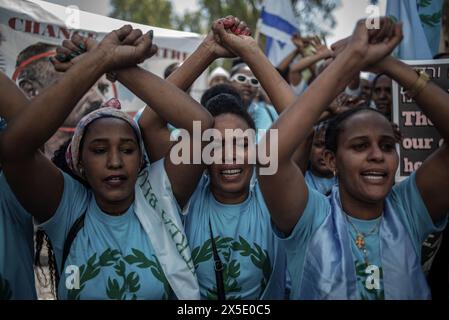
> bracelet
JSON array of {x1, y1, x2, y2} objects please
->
[{"x1": 405, "y1": 69, "x2": 430, "y2": 99}]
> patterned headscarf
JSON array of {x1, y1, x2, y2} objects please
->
[{"x1": 65, "y1": 98, "x2": 144, "y2": 178}]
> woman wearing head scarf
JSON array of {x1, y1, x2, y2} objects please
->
[{"x1": 0, "y1": 25, "x2": 213, "y2": 299}]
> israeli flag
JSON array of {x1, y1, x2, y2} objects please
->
[
  {"x1": 259, "y1": 0, "x2": 299, "y2": 67},
  {"x1": 387, "y1": 0, "x2": 443, "y2": 60}
]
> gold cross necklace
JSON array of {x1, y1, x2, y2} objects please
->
[{"x1": 345, "y1": 214, "x2": 382, "y2": 267}]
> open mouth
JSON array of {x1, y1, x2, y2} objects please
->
[
  {"x1": 360, "y1": 170, "x2": 387, "y2": 182},
  {"x1": 104, "y1": 175, "x2": 127, "y2": 186},
  {"x1": 220, "y1": 168, "x2": 243, "y2": 178}
]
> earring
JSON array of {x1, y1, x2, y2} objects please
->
[
  {"x1": 79, "y1": 167, "x2": 85, "y2": 177},
  {"x1": 333, "y1": 170, "x2": 337, "y2": 177}
]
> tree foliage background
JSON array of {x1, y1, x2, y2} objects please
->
[
  {"x1": 110, "y1": 0, "x2": 174, "y2": 29},
  {"x1": 110, "y1": 0, "x2": 343, "y2": 37}
]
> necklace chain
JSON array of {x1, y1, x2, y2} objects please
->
[{"x1": 345, "y1": 214, "x2": 382, "y2": 267}]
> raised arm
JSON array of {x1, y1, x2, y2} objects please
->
[
  {"x1": 54, "y1": 20, "x2": 250, "y2": 207},
  {"x1": 121, "y1": 21, "x2": 244, "y2": 162},
  {"x1": 0, "y1": 73, "x2": 30, "y2": 121},
  {"x1": 112, "y1": 19, "x2": 256, "y2": 207},
  {"x1": 213, "y1": 20, "x2": 295, "y2": 116},
  {"x1": 0, "y1": 25, "x2": 155, "y2": 222},
  {"x1": 58, "y1": 30, "x2": 214, "y2": 144},
  {"x1": 289, "y1": 38, "x2": 334, "y2": 74},
  {"x1": 376, "y1": 56, "x2": 449, "y2": 222},
  {"x1": 107, "y1": 60, "x2": 215, "y2": 207},
  {"x1": 276, "y1": 33, "x2": 306, "y2": 74},
  {"x1": 254, "y1": 19, "x2": 402, "y2": 233}
]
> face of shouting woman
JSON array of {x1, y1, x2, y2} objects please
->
[
  {"x1": 325, "y1": 111, "x2": 398, "y2": 217},
  {"x1": 80, "y1": 117, "x2": 142, "y2": 215},
  {"x1": 208, "y1": 113, "x2": 255, "y2": 204}
]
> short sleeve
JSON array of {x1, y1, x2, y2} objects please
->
[
  {"x1": 273, "y1": 186, "x2": 331, "y2": 251},
  {"x1": 390, "y1": 171, "x2": 448, "y2": 252},
  {"x1": 0, "y1": 173, "x2": 31, "y2": 226},
  {"x1": 38, "y1": 172, "x2": 89, "y2": 256}
]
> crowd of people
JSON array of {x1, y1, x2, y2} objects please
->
[{"x1": 0, "y1": 14, "x2": 449, "y2": 300}]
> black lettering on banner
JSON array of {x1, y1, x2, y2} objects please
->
[{"x1": 393, "y1": 59, "x2": 449, "y2": 180}]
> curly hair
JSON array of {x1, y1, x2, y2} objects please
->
[
  {"x1": 34, "y1": 230, "x2": 59, "y2": 298},
  {"x1": 205, "y1": 93, "x2": 255, "y2": 130}
]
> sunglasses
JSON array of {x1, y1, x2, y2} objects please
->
[{"x1": 231, "y1": 73, "x2": 260, "y2": 87}]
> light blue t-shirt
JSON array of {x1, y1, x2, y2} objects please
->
[
  {"x1": 0, "y1": 173, "x2": 37, "y2": 299},
  {"x1": 279, "y1": 172, "x2": 446, "y2": 300},
  {"x1": 40, "y1": 171, "x2": 172, "y2": 300},
  {"x1": 183, "y1": 174, "x2": 282, "y2": 300},
  {"x1": 248, "y1": 102, "x2": 278, "y2": 132},
  {"x1": 304, "y1": 170, "x2": 336, "y2": 196}
]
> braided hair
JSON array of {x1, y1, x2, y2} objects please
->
[{"x1": 34, "y1": 139, "x2": 90, "y2": 298}]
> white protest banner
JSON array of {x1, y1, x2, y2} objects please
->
[{"x1": 0, "y1": 0, "x2": 207, "y2": 112}]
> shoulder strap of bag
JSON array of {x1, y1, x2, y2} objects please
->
[
  {"x1": 61, "y1": 211, "x2": 86, "y2": 273},
  {"x1": 209, "y1": 220, "x2": 226, "y2": 300}
]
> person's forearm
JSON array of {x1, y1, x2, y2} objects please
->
[
  {"x1": 289, "y1": 51, "x2": 328, "y2": 73},
  {"x1": 0, "y1": 49, "x2": 109, "y2": 161},
  {"x1": 136, "y1": 40, "x2": 216, "y2": 128},
  {"x1": 277, "y1": 48, "x2": 299, "y2": 72},
  {"x1": 116, "y1": 66, "x2": 213, "y2": 134},
  {"x1": 0, "y1": 74, "x2": 29, "y2": 121},
  {"x1": 240, "y1": 45, "x2": 295, "y2": 113},
  {"x1": 382, "y1": 57, "x2": 449, "y2": 141},
  {"x1": 125, "y1": 38, "x2": 216, "y2": 160},
  {"x1": 139, "y1": 106, "x2": 172, "y2": 163},
  {"x1": 271, "y1": 49, "x2": 360, "y2": 162},
  {"x1": 167, "y1": 41, "x2": 216, "y2": 90}
]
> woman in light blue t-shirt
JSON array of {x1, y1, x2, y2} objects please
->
[
  {"x1": 0, "y1": 26, "x2": 214, "y2": 300},
  {"x1": 183, "y1": 94, "x2": 287, "y2": 300},
  {"x1": 0, "y1": 73, "x2": 37, "y2": 300},
  {"x1": 136, "y1": 17, "x2": 313, "y2": 300},
  {"x1": 215, "y1": 18, "x2": 449, "y2": 299}
]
